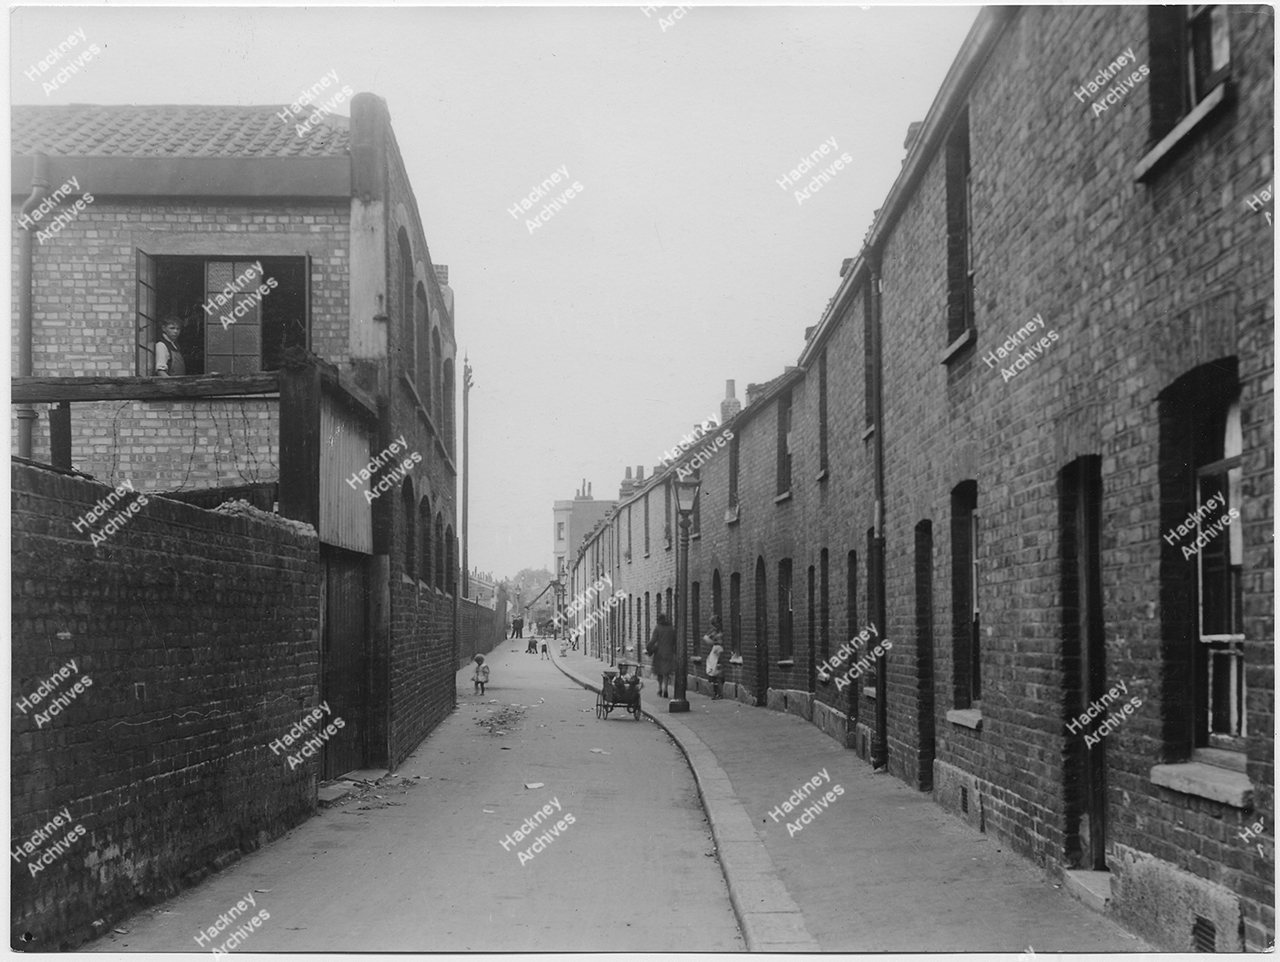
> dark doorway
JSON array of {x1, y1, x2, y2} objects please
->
[
  {"x1": 1062, "y1": 457, "x2": 1106, "y2": 869},
  {"x1": 915, "y1": 520, "x2": 936, "y2": 791},
  {"x1": 321, "y1": 546, "x2": 370, "y2": 779},
  {"x1": 754, "y1": 557, "x2": 769, "y2": 706}
]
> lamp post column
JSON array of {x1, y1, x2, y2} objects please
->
[{"x1": 670, "y1": 511, "x2": 692, "y2": 713}]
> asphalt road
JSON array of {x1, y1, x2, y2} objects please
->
[{"x1": 83, "y1": 642, "x2": 744, "y2": 953}]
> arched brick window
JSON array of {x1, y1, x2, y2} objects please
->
[
  {"x1": 401, "y1": 478, "x2": 416, "y2": 580},
  {"x1": 419, "y1": 495, "x2": 432, "y2": 586},
  {"x1": 445, "y1": 525, "x2": 455, "y2": 595},
  {"x1": 434, "y1": 513, "x2": 445, "y2": 590},
  {"x1": 398, "y1": 230, "x2": 414, "y2": 380}
]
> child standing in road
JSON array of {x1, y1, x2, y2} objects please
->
[{"x1": 473, "y1": 654, "x2": 490, "y2": 695}]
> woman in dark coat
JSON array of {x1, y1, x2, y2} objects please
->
[{"x1": 646, "y1": 612, "x2": 678, "y2": 698}]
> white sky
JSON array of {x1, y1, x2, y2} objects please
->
[{"x1": 9, "y1": 4, "x2": 980, "y2": 581}]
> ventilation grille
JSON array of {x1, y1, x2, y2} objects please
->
[
  {"x1": 961, "y1": 786, "x2": 969, "y2": 814},
  {"x1": 1192, "y1": 915, "x2": 1216, "y2": 952}
]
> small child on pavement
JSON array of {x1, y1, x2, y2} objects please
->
[
  {"x1": 473, "y1": 654, "x2": 490, "y2": 695},
  {"x1": 704, "y1": 616, "x2": 725, "y2": 699}
]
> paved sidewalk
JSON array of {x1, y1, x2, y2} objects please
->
[{"x1": 555, "y1": 648, "x2": 1151, "y2": 953}]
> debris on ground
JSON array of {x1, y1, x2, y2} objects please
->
[
  {"x1": 525, "y1": 782, "x2": 545, "y2": 789},
  {"x1": 590, "y1": 749, "x2": 611, "y2": 754},
  {"x1": 476, "y1": 704, "x2": 525, "y2": 736}
]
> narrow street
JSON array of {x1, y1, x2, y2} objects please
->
[
  {"x1": 85, "y1": 641, "x2": 1150, "y2": 954},
  {"x1": 83, "y1": 643, "x2": 744, "y2": 953}
]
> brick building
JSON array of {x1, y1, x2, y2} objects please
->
[
  {"x1": 12, "y1": 94, "x2": 477, "y2": 777},
  {"x1": 568, "y1": 6, "x2": 1273, "y2": 951}
]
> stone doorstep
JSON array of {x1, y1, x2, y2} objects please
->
[
  {"x1": 317, "y1": 783, "x2": 352, "y2": 808},
  {"x1": 1062, "y1": 869, "x2": 1112, "y2": 914}
]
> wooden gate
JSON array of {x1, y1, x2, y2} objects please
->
[{"x1": 322, "y1": 546, "x2": 369, "y2": 779}]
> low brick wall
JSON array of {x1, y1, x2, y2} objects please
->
[{"x1": 11, "y1": 462, "x2": 322, "y2": 950}]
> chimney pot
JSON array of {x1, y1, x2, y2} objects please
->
[
  {"x1": 721, "y1": 379, "x2": 743, "y2": 424},
  {"x1": 625, "y1": 467, "x2": 633, "y2": 479}
]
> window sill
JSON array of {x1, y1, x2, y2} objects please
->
[
  {"x1": 940, "y1": 328, "x2": 975, "y2": 366},
  {"x1": 401, "y1": 573, "x2": 416, "y2": 585},
  {"x1": 1135, "y1": 83, "x2": 1229, "y2": 182},
  {"x1": 862, "y1": 686, "x2": 877, "y2": 700},
  {"x1": 729, "y1": 654, "x2": 743, "y2": 665},
  {"x1": 861, "y1": 425, "x2": 875, "y2": 441},
  {"x1": 946, "y1": 708, "x2": 983, "y2": 731},
  {"x1": 690, "y1": 532, "x2": 701, "y2": 541},
  {"x1": 1150, "y1": 760, "x2": 1253, "y2": 808},
  {"x1": 816, "y1": 469, "x2": 828, "y2": 483},
  {"x1": 1194, "y1": 747, "x2": 1247, "y2": 773},
  {"x1": 774, "y1": 491, "x2": 792, "y2": 505},
  {"x1": 724, "y1": 505, "x2": 740, "y2": 525},
  {"x1": 776, "y1": 659, "x2": 795, "y2": 668}
]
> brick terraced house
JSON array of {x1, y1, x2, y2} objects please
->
[
  {"x1": 12, "y1": 95, "x2": 469, "y2": 777},
  {"x1": 567, "y1": 6, "x2": 1273, "y2": 952}
]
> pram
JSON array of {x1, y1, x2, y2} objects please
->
[{"x1": 596, "y1": 667, "x2": 642, "y2": 720}]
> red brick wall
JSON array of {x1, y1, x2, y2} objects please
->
[{"x1": 11, "y1": 462, "x2": 321, "y2": 950}]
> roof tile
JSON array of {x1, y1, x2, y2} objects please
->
[{"x1": 12, "y1": 104, "x2": 350, "y2": 158}]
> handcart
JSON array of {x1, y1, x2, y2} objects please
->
[{"x1": 596, "y1": 668, "x2": 642, "y2": 720}]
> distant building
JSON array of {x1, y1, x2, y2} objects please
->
[
  {"x1": 469, "y1": 567, "x2": 498, "y2": 608},
  {"x1": 552, "y1": 479, "x2": 615, "y2": 579}
]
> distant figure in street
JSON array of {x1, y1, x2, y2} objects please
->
[
  {"x1": 646, "y1": 612, "x2": 678, "y2": 699},
  {"x1": 514, "y1": 617, "x2": 524, "y2": 639},
  {"x1": 473, "y1": 654, "x2": 489, "y2": 695},
  {"x1": 540, "y1": 641, "x2": 549, "y2": 660},
  {"x1": 154, "y1": 316, "x2": 186, "y2": 377},
  {"x1": 526, "y1": 633, "x2": 537, "y2": 654},
  {"x1": 704, "y1": 616, "x2": 725, "y2": 700}
]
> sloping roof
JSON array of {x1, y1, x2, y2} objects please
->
[{"x1": 11, "y1": 104, "x2": 350, "y2": 159}]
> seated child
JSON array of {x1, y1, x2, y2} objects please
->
[
  {"x1": 613, "y1": 661, "x2": 642, "y2": 700},
  {"x1": 473, "y1": 654, "x2": 490, "y2": 695}
]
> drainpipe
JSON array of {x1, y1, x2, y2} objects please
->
[
  {"x1": 869, "y1": 255, "x2": 889, "y2": 771},
  {"x1": 17, "y1": 153, "x2": 49, "y2": 459}
]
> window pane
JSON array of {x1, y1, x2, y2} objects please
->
[
  {"x1": 1198, "y1": 472, "x2": 1233, "y2": 635},
  {"x1": 1209, "y1": 5, "x2": 1230, "y2": 73}
]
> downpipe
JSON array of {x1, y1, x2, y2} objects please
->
[{"x1": 870, "y1": 258, "x2": 889, "y2": 771}]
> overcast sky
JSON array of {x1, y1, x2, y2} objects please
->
[{"x1": 10, "y1": 4, "x2": 979, "y2": 581}]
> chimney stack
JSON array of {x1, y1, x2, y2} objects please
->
[
  {"x1": 637, "y1": 465, "x2": 645, "y2": 481},
  {"x1": 721, "y1": 380, "x2": 742, "y2": 425},
  {"x1": 625, "y1": 467, "x2": 633, "y2": 479},
  {"x1": 903, "y1": 121, "x2": 923, "y2": 153},
  {"x1": 588, "y1": 482, "x2": 592, "y2": 498}
]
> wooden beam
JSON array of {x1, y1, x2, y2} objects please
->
[{"x1": 12, "y1": 374, "x2": 279, "y2": 403}]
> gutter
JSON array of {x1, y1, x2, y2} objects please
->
[
  {"x1": 17, "y1": 152, "x2": 49, "y2": 459},
  {"x1": 798, "y1": 6, "x2": 1017, "y2": 370}
]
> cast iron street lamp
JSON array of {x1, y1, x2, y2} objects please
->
[{"x1": 670, "y1": 474, "x2": 701, "y2": 713}]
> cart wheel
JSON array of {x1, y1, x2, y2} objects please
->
[{"x1": 596, "y1": 690, "x2": 605, "y2": 719}]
